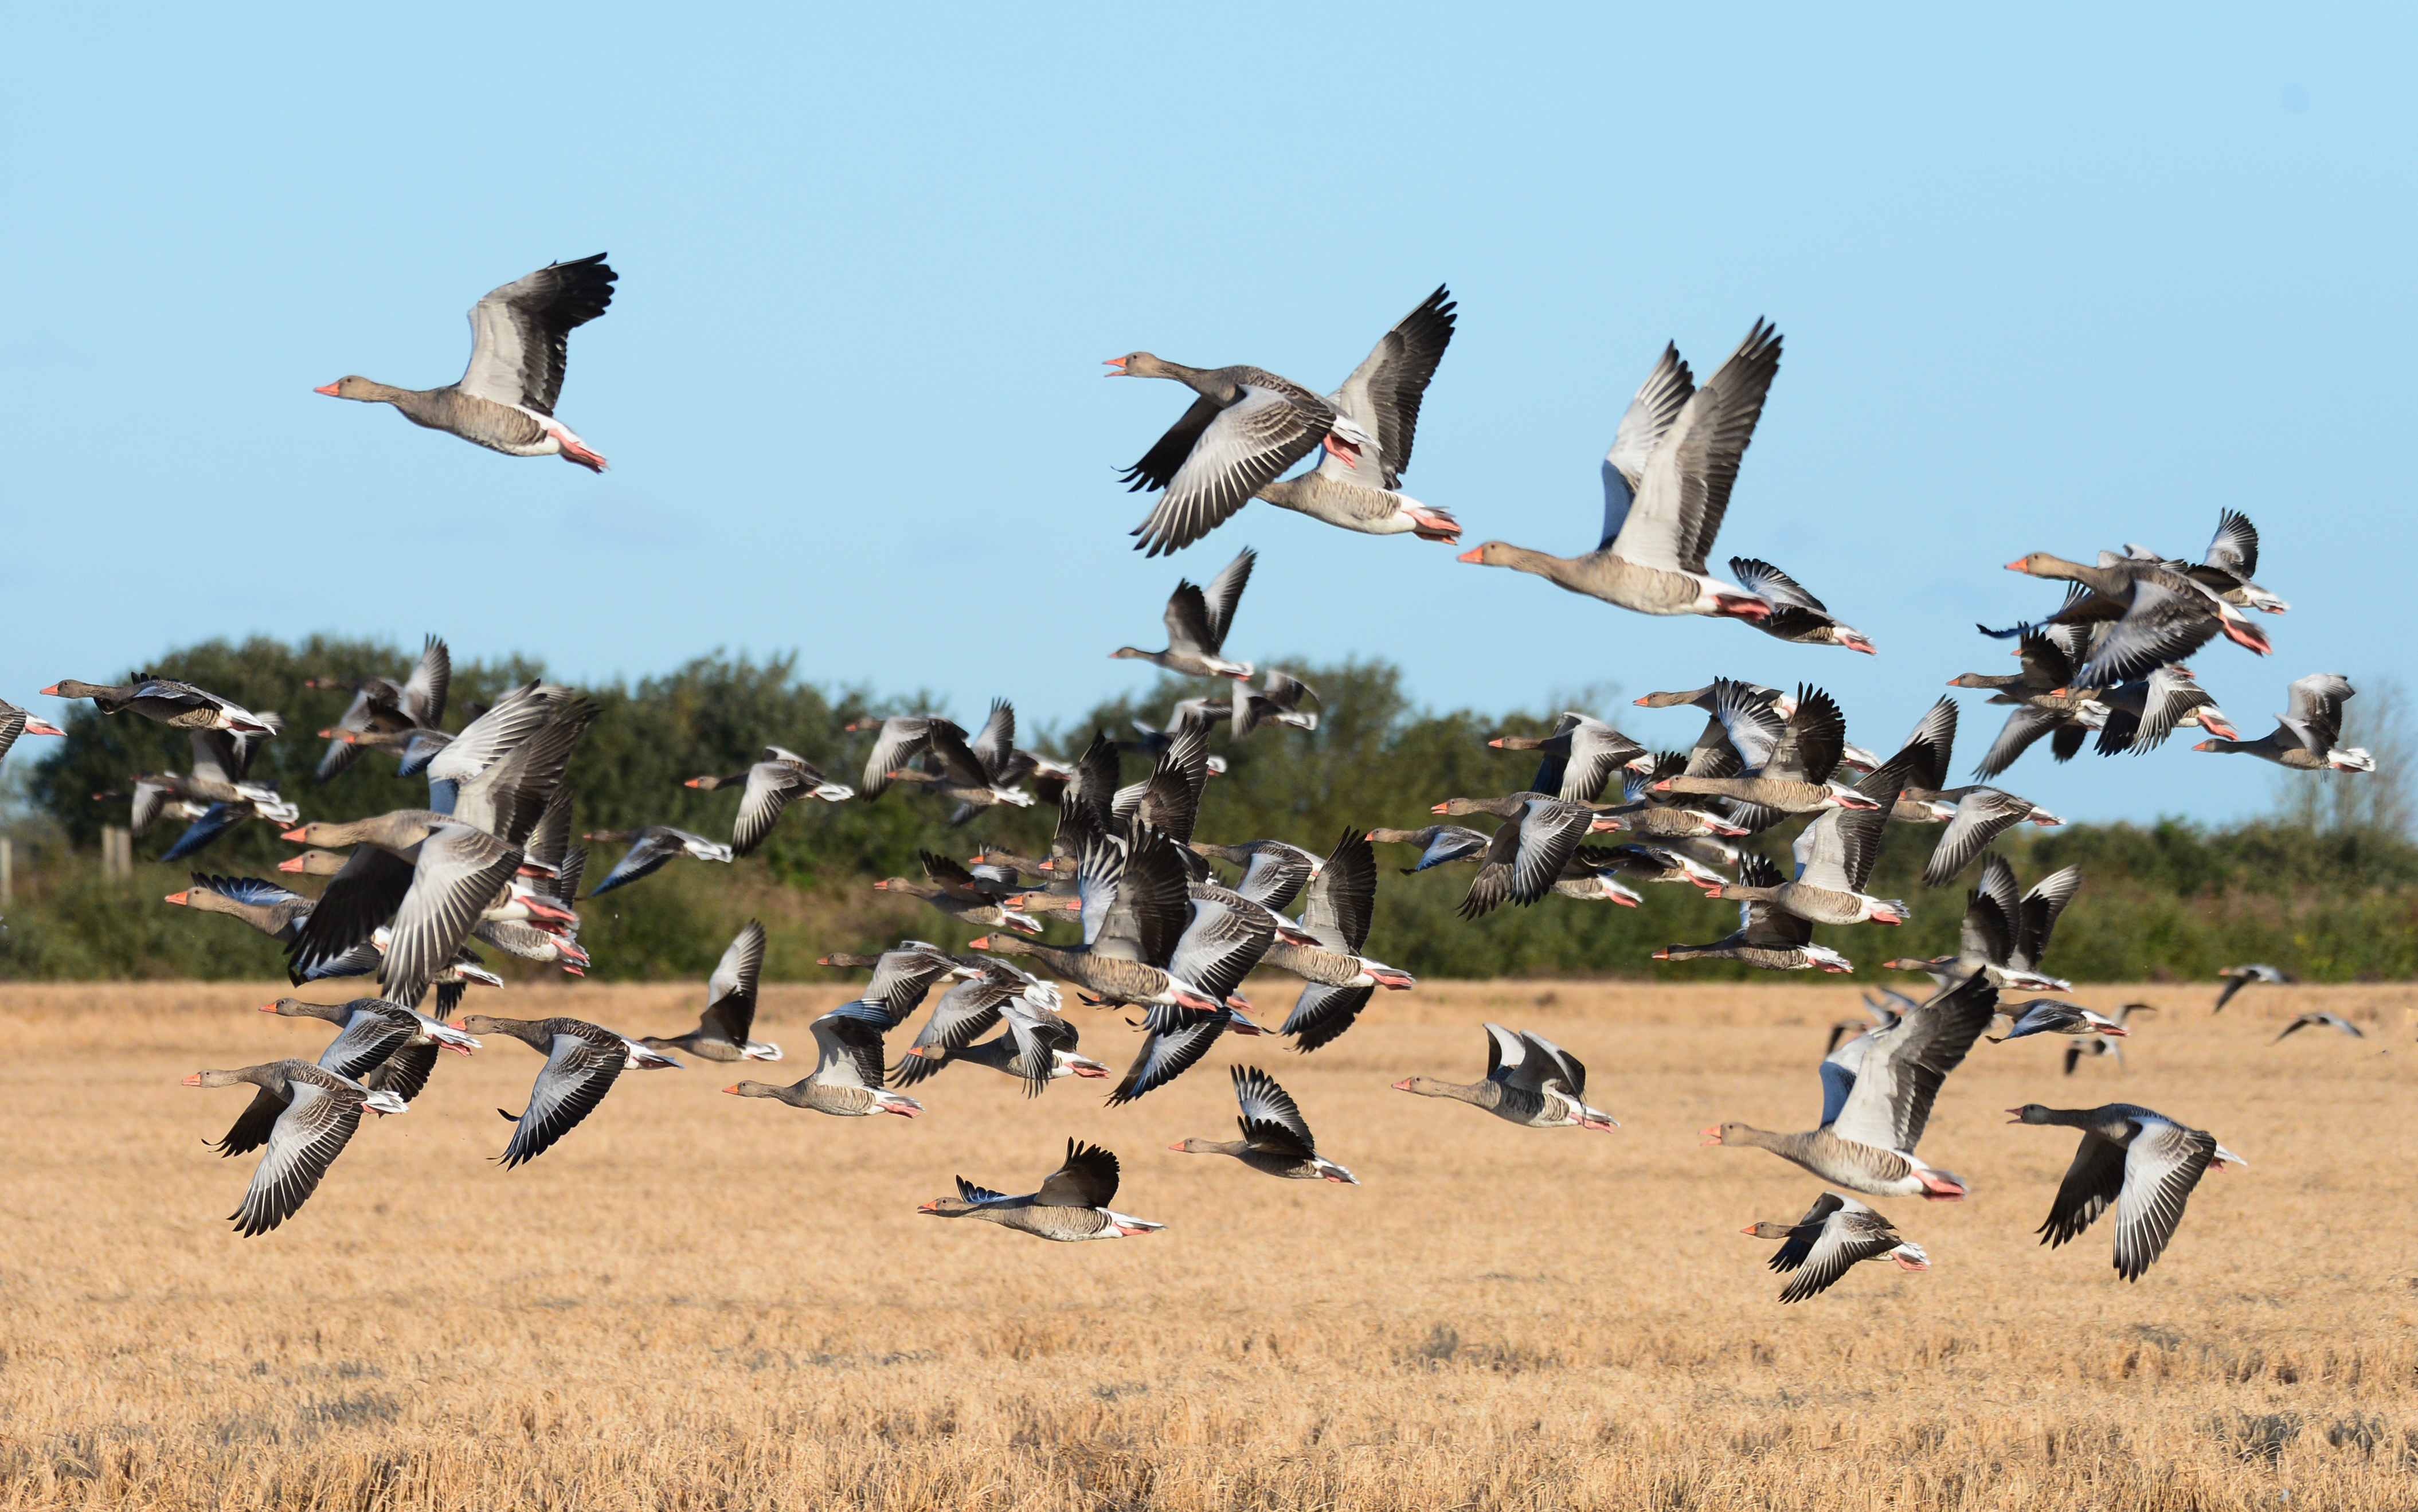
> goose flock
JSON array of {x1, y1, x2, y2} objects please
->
[{"x1": 6, "y1": 258, "x2": 2382, "y2": 1299}]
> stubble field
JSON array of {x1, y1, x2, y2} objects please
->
[{"x1": 0, "y1": 976, "x2": 2411, "y2": 1511}]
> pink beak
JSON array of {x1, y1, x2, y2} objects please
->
[
  {"x1": 22, "y1": 719, "x2": 64, "y2": 737},
  {"x1": 314, "y1": 382, "x2": 341, "y2": 396}
]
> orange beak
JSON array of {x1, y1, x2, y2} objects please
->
[
  {"x1": 163, "y1": 891, "x2": 189, "y2": 906},
  {"x1": 314, "y1": 382, "x2": 341, "y2": 395},
  {"x1": 279, "y1": 828, "x2": 307, "y2": 843}
]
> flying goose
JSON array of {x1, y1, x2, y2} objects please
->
[
  {"x1": 0, "y1": 697, "x2": 65, "y2": 764},
  {"x1": 1727, "y1": 558, "x2": 1876, "y2": 654},
  {"x1": 1883, "y1": 854, "x2": 2080, "y2": 992},
  {"x1": 1488, "y1": 712, "x2": 1648, "y2": 804},
  {"x1": 1188, "y1": 837, "x2": 1323, "y2": 913},
  {"x1": 2273, "y1": 1011, "x2": 2366, "y2": 1044},
  {"x1": 879, "y1": 702, "x2": 1037, "y2": 821},
  {"x1": 1704, "y1": 973, "x2": 1996, "y2": 1199},
  {"x1": 1456, "y1": 322, "x2": 1781, "y2": 624},
  {"x1": 1366, "y1": 825, "x2": 1492, "y2": 873},
  {"x1": 639, "y1": 921, "x2": 778, "y2": 1061},
  {"x1": 308, "y1": 635, "x2": 451, "y2": 784},
  {"x1": 582, "y1": 826, "x2": 734, "y2": 896},
  {"x1": 1110, "y1": 347, "x2": 1357, "y2": 558},
  {"x1": 1653, "y1": 852, "x2": 1853, "y2": 973},
  {"x1": 877, "y1": 851, "x2": 1043, "y2": 935},
  {"x1": 2065, "y1": 1002, "x2": 2154, "y2": 1074},
  {"x1": 315, "y1": 254, "x2": 616, "y2": 470},
  {"x1": 818, "y1": 941, "x2": 983, "y2": 1031},
  {"x1": 1230, "y1": 669, "x2": 1321, "y2": 738},
  {"x1": 2002, "y1": 552, "x2": 2271, "y2": 688},
  {"x1": 1394, "y1": 1022, "x2": 1617, "y2": 1130},
  {"x1": 2091, "y1": 665, "x2": 2239, "y2": 755},
  {"x1": 1989, "y1": 999, "x2": 2132, "y2": 1044},
  {"x1": 1826, "y1": 992, "x2": 1914, "y2": 1054},
  {"x1": 131, "y1": 728, "x2": 298, "y2": 862},
  {"x1": 1430, "y1": 793, "x2": 1614, "y2": 918},
  {"x1": 1705, "y1": 752, "x2": 1912, "y2": 926},
  {"x1": 725, "y1": 1012, "x2": 923, "y2": 1117},
  {"x1": 2008, "y1": 1102, "x2": 2244, "y2": 1280},
  {"x1": 1253, "y1": 286, "x2": 1462, "y2": 543},
  {"x1": 185, "y1": 1060, "x2": 408, "y2": 1236},
  {"x1": 1172, "y1": 1066, "x2": 1359, "y2": 1183},
  {"x1": 2193, "y1": 673, "x2": 2374, "y2": 771},
  {"x1": 895, "y1": 984, "x2": 1107, "y2": 1094},
  {"x1": 917, "y1": 1138, "x2": 1164, "y2": 1241},
  {"x1": 685, "y1": 747, "x2": 854, "y2": 855},
  {"x1": 1741, "y1": 1192, "x2": 1927, "y2": 1303},
  {"x1": 967, "y1": 829, "x2": 1223, "y2": 1014},
  {"x1": 2122, "y1": 510, "x2": 2288, "y2": 614},
  {"x1": 1263, "y1": 830, "x2": 1417, "y2": 1051},
  {"x1": 165, "y1": 873, "x2": 315, "y2": 944},
  {"x1": 1110, "y1": 548, "x2": 1257, "y2": 679},
  {"x1": 1102, "y1": 879, "x2": 1279, "y2": 1106},
  {"x1": 455, "y1": 1015, "x2": 681, "y2": 1168},
  {"x1": 1652, "y1": 682, "x2": 1873, "y2": 818},
  {"x1": 257, "y1": 995, "x2": 482, "y2": 1108},
  {"x1": 42, "y1": 677, "x2": 277, "y2": 735},
  {"x1": 1914, "y1": 785, "x2": 2065, "y2": 889},
  {"x1": 205, "y1": 1005, "x2": 417, "y2": 1162},
  {"x1": 2214, "y1": 963, "x2": 2291, "y2": 1012},
  {"x1": 280, "y1": 812, "x2": 527, "y2": 1008}
]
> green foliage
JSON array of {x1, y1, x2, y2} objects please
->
[{"x1": 5, "y1": 637, "x2": 2415, "y2": 984}]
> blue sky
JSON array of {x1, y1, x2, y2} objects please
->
[{"x1": 2, "y1": 6, "x2": 2408, "y2": 824}]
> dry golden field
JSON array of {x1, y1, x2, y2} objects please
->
[{"x1": 1, "y1": 976, "x2": 2413, "y2": 1511}]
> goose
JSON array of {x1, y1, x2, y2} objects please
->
[
  {"x1": 1653, "y1": 853, "x2": 1853, "y2": 973},
  {"x1": 1883, "y1": 854, "x2": 2079, "y2": 993},
  {"x1": 725, "y1": 1012, "x2": 923, "y2": 1117},
  {"x1": 1547, "y1": 850, "x2": 1648, "y2": 907},
  {"x1": 1173, "y1": 1066, "x2": 1359, "y2": 1182},
  {"x1": 1110, "y1": 348, "x2": 1355, "y2": 558},
  {"x1": 186, "y1": 1060, "x2": 408, "y2": 1235},
  {"x1": 2193, "y1": 673, "x2": 2374, "y2": 771},
  {"x1": 1261, "y1": 830, "x2": 1416, "y2": 1052},
  {"x1": 1741, "y1": 1192, "x2": 1927, "y2": 1303},
  {"x1": 259, "y1": 995, "x2": 482, "y2": 1106},
  {"x1": 1394, "y1": 1022, "x2": 1617, "y2": 1130},
  {"x1": 454, "y1": 1015, "x2": 680, "y2": 1168},
  {"x1": 42, "y1": 677, "x2": 277, "y2": 735},
  {"x1": 1989, "y1": 999, "x2": 2131, "y2": 1044},
  {"x1": 1187, "y1": 837, "x2": 1323, "y2": 913},
  {"x1": 2007, "y1": 1102, "x2": 2244, "y2": 1280},
  {"x1": 639, "y1": 920, "x2": 779, "y2": 1061},
  {"x1": 1456, "y1": 322, "x2": 1781, "y2": 624},
  {"x1": 879, "y1": 702, "x2": 1036, "y2": 821},
  {"x1": 0, "y1": 697, "x2": 65, "y2": 763},
  {"x1": 2091, "y1": 665, "x2": 2239, "y2": 755},
  {"x1": 315, "y1": 254, "x2": 616, "y2": 470},
  {"x1": 1487, "y1": 713, "x2": 1648, "y2": 804},
  {"x1": 2002, "y1": 552, "x2": 2271, "y2": 687},
  {"x1": 2122, "y1": 510, "x2": 2288, "y2": 614},
  {"x1": 582, "y1": 826, "x2": 734, "y2": 896},
  {"x1": 1703, "y1": 973, "x2": 1996, "y2": 1198},
  {"x1": 877, "y1": 851, "x2": 1043, "y2": 935},
  {"x1": 848, "y1": 715, "x2": 952, "y2": 801},
  {"x1": 1110, "y1": 712, "x2": 1215, "y2": 845},
  {"x1": 308, "y1": 635, "x2": 450, "y2": 784},
  {"x1": 918, "y1": 1138, "x2": 1164, "y2": 1241},
  {"x1": 280, "y1": 811, "x2": 528, "y2": 1008},
  {"x1": 1110, "y1": 547, "x2": 1257, "y2": 679},
  {"x1": 967, "y1": 829, "x2": 1223, "y2": 1014},
  {"x1": 1431, "y1": 793, "x2": 1615, "y2": 917},
  {"x1": 1366, "y1": 825, "x2": 1492, "y2": 873},
  {"x1": 318, "y1": 722, "x2": 456, "y2": 777},
  {"x1": 1652, "y1": 683, "x2": 1874, "y2": 818},
  {"x1": 2065, "y1": 1002, "x2": 2153, "y2": 1074},
  {"x1": 2214, "y1": 963, "x2": 2291, "y2": 1012},
  {"x1": 894, "y1": 963, "x2": 1069, "y2": 1070},
  {"x1": 204, "y1": 1008, "x2": 415, "y2": 1162},
  {"x1": 1914, "y1": 786, "x2": 2065, "y2": 888},
  {"x1": 1102, "y1": 880, "x2": 1279, "y2": 1106},
  {"x1": 1705, "y1": 755, "x2": 1912, "y2": 927},
  {"x1": 1728, "y1": 558, "x2": 1876, "y2": 654},
  {"x1": 2274, "y1": 1010, "x2": 2366, "y2": 1044},
  {"x1": 414, "y1": 680, "x2": 577, "y2": 812},
  {"x1": 895, "y1": 989, "x2": 1108, "y2": 1094},
  {"x1": 685, "y1": 747, "x2": 854, "y2": 855},
  {"x1": 818, "y1": 941, "x2": 983, "y2": 1031},
  {"x1": 1231, "y1": 669, "x2": 1321, "y2": 738},
  {"x1": 1238, "y1": 292, "x2": 1462, "y2": 544},
  {"x1": 132, "y1": 729, "x2": 298, "y2": 862}
]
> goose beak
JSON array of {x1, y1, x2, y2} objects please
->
[
  {"x1": 257, "y1": 1001, "x2": 277, "y2": 1013},
  {"x1": 1652, "y1": 948, "x2": 1671, "y2": 959},
  {"x1": 38, "y1": 684, "x2": 62, "y2": 697},
  {"x1": 1456, "y1": 547, "x2": 1485, "y2": 563},
  {"x1": 164, "y1": 891, "x2": 189, "y2": 906},
  {"x1": 2004, "y1": 559, "x2": 2029, "y2": 572},
  {"x1": 314, "y1": 382, "x2": 341, "y2": 395},
  {"x1": 1168, "y1": 1142, "x2": 1186, "y2": 1152},
  {"x1": 917, "y1": 1200, "x2": 942, "y2": 1213},
  {"x1": 1390, "y1": 1079, "x2": 1415, "y2": 1092},
  {"x1": 722, "y1": 1086, "x2": 742, "y2": 1095},
  {"x1": 277, "y1": 856, "x2": 306, "y2": 872},
  {"x1": 1102, "y1": 358, "x2": 1127, "y2": 374},
  {"x1": 2005, "y1": 1108, "x2": 2026, "y2": 1122},
  {"x1": 182, "y1": 1073, "x2": 202, "y2": 1086},
  {"x1": 279, "y1": 828, "x2": 307, "y2": 843},
  {"x1": 1699, "y1": 1126, "x2": 1724, "y2": 1145}
]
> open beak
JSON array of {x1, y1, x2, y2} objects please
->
[{"x1": 1102, "y1": 358, "x2": 1127, "y2": 374}]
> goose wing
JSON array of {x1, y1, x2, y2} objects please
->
[
  {"x1": 456, "y1": 253, "x2": 616, "y2": 414},
  {"x1": 2015, "y1": 866, "x2": 2084, "y2": 972},
  {"x1": 230, "y1": 1078, "x2": 366, "y2": 1236},
  {"x1": 286, "y1": 845, "x2": 418, "y2": 982},
  {"x1": 1105, "y1": 1005, "x2": 1235, "y2": 1105},
  {"x1": 499, "y1": 1028, "x2": 625, "y2": 1168},
  {"x1": 1708, "y1": 680, "x2": 1789, "y2": 772},
  {"x1": 160, "y1": 802, "x2": 252, "y2": 863},
  {"x1": 2203, "y1": 509, "x2": 2259, "y2": 577},
  {"x1": 1897, "y1": 698, "x2": 1958, "y2": 793},
  {"x1": 1518, "y1": 1029, "x2": 1587, "y2": 1098},
  {"x1": 1816, "y1": 1034, "x2": 1868, "y2": 1129},
  {"x1": 1829, "y1": 974, "x2": 1996, "y2": 1152},
  {"x1": 1279, "y1": 981, "x2": 1374, "y2": 1051},
  {"x1": 2280, "y1": 673, "x2": 2352, "y2": 755},
  {"x1": 1971, "y1": 705, "x2": 2063, "y2": 781},
  {"x1": 1599, "y1": 343, "x2": 1694, "y2": 548},
  {"x1": 1766, "y1": 687, "x2": 1846, "y2": 785},
  {"x1": 1727, "y1": 557, "x2": 1829, "y2": 615},
  {"x1": 1506, "y1": 799, "x2": 1595, "y2": 906},
  {"x1": 1793, "y1": 804, "x2": 1889, "y2": 894},
  {"x1": 1170, "y1": 886, "x2": 1275, "y2": 1003},
  {"x1": 1302, "y1": 828, "x2": 1377, "y2": 951},
  {"x1": 1777, "y1": 1198, "x2": 1904, "y2": 1303},
  {"x1": 2037, "y1": 1127, "x2": 2127, "y2": 1249},
  {"x1": 401, "y1": 635, "x2": 451, "y2": 727},
  {"x1": 860, "y1": 716, "x2": 940, "y2": 799},
  {"x1": 1231, "y1": 1064, "x2": 1317, "y2": 1158},
  {"x1": 1922, "y1": 789, "x2": 2036, "y2": 888},
  {"x1": 1327, "y1": 285, "x2": 1454, "y2": 488},
  {"x1": 698, "y1": 920, "x2": 767, "y2": 1047},
  {"x1": 1034, "y1": 1138, "x2": 1121, "y2": 1208},
  {"x1": 1455, "y1": 818, "x2": 1525, "y2": 920},
  {"x1": 1198, "y1": 547, "x2": 1255, "y2": 653},
  {"x1": 2111, "y1": 1115, "x2": 2217, "y2": 1278},
  {"x1": 967, "y1": 700, "x2": 1017, "y2": 781},
  {"x1": 381, "y1": 826, "x2": 523, "y2": 1009},
  {"x1": 1613, "y1": 320, "x2": 1781, "y2": 574},
  {"x1": 1227, "y1": 844, "x2": 1314, "y2": 912},
  {"x1": 1764, "y1": 1190, "x2": 1847, "y2": 1273},
  {"x1": 731, "y1": 762, "x2": 807, "y2": 856},
  {"x1": 1130, "y1": 383, "x2": 1335, "y2": 558},
  {"x1": 2071, "y1": 578, "x2": 2225, "y2": 689},
  {"x1": 807, "y1": 1012, "x2": 887, "y2": 1090},
  {"x1": 427, "y1": 682, "x2": 573, "y2": 788}
]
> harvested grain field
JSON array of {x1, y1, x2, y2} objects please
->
[{"x1": 1, "y1": 977, "x2": 2412, "y2": 1511}]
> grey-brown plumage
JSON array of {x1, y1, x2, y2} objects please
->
[
  {"x1": 461, "y1": 1016, "x2": 679, "y2": 1168},
  {"x1": 2009, "y1": 1103, "x2": 2244, "y2": 1281},
  {"x1": 1394, "y1": 1023, "x2": 1616, "y2": 1130},
  {"x1": 1111, "y1": 354, "x2": 1341, "y2": 558},
  {"x1": 186, "y1": 1060, "x2": 407, "y2": 1236},
  {"x1": 724, "y1": 1013, "x2": 923, "y2": 1118},
  {"x1": 1172, "y1": 1066, "x2": 1359, "y2": 1182},
  {"x1": 1741, "y1": 1192, "x2": 1927, "y2": 1303},
  {"x1": 640, "y1": 921, "x2": 778, "y2": 1062}
]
